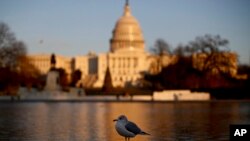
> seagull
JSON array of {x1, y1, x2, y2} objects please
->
[{"x1": 113, "y1": 115, "x2": 150, "y2": 141}]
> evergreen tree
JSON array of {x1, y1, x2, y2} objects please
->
[{"x1": 102, "y1": 66, "x2": 113, "y2": 93}]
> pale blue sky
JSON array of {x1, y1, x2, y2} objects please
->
[{"x1": 1, "y1": 0, "x2": 250, "y2": 64}]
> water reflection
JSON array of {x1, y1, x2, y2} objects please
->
[{"x1": 0, "y1": 102, "x2": 250, "y2": 141}]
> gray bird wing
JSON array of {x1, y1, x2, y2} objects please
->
[{"x1": 125, "y1": 121, "x2": 141, "y2": 135}]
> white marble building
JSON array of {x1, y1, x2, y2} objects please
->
[
  {"x1": 28, "y1": 2, "x2": 164, "y2": 88},
  {"x1": 28, "y1": 54, "x2": 72, "y2": 75},
  {"x1": 71, "y1": 2, "x2": 152, "y2": 88},
  {"x1": 90, "y1": 2, "x2": 150, "y2": 87}
]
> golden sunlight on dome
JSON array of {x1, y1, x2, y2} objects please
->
[{"x1": 110, "y1": 1, "x2": 145, "y2": 52}]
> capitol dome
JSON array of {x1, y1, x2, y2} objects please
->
[{"x1": 110, "y1": 1, "x2": 145, "y2": 52}]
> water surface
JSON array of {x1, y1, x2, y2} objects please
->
[{"x1": 0, "y1": 101, "x2": 249, "y2": 141}]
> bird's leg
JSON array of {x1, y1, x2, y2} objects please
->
[
  {"x1": 128, "y1": 138, "x2": 130, "y2": 141},
  {"x1": 125, "y1": 137, "x2": 127, "y2": 141}
]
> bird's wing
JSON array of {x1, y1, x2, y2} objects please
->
[{"x1": 125, "y1": 121, "x2": 141, "y2": 135}]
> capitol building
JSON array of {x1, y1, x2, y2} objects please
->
[
  {"x1": 27, "y1": 1, "x2": 242, "y2": 89},
  {"x1": 28, "y1": 1, "x2": 161, "y2": 88}
]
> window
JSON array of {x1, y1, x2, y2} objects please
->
[{"x1": 134, "y1": 58, "x2": 138, "y2": 67}]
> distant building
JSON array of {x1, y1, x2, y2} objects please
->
[
  {"x1": 28, "y1": 1, "x2": 161, "y2": 88},
  {"x1": 80, "y1": 2, "x2": 154, "y2": 87},
  {"x1": 28, "y1": 2, "x2": 246, "y2": 88},
  {"x1": 28, "y1": 54, "x2": 72, "y2": 75}
]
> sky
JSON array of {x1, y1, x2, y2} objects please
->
[{"x1": 1, "y1": 0, "x2": 250, "y2": 64}]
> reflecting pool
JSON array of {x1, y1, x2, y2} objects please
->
[{"x1": 0, "y1": 101, "x2": 250, "y2": 141}]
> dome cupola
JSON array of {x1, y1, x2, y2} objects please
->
[{"x1": 110, "y1": 0, "x2": 145, "y2": 52}]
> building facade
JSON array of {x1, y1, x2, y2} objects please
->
[
  {"x1": 27, "y1": 1, "x2": 242, "y2": 88},
  {"x1": 92, "y1": 2, "x2": 151, "y2": 87},
  {"x1": 28, "y1": 2, "x2": 154, "y2": 88},
  {"x1": 28, "y1": 54, "x2": 72, "y2": 75}
]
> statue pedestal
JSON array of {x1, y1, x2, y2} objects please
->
[{"x1": 44, "y1": 71, "x2": 61, "y2": 91}]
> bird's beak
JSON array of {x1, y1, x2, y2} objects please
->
[{"x1": 113, "y1": 119, "x2": 118, "y2": 122}]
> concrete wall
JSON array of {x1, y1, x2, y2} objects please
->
[{"x1": 153, "y1": 90, "x2": 210, "y2": 101}]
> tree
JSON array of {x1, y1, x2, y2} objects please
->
[
  {"x1": 0, "y1": 22, "x2": 15, "y2": 48},
  {"x1": 0, "y1": 22, "x2": 27, "y2": 93},
  {"x1": 150, "y1": 39, "x2": 172, "y2": 73},
  {"x1": 173, "y1": 44, "x2": 196, "y2": 57},
  {"x1": 70, "y1": 69, "x2": 82, "y2": 87},
  {"x1": 144, "y1": 34, "x2": 238, "y2": 90},
  {"x1": 102, "y1": 67, "x2": 113, "y2": 92},
  {"x1": 191, "y1": 35, "x2": 234, "y2": 75},
  {"x1": 18, "y1": 56, "x2": 41, "y2": 88},
  {"x1": 0, "y1": 22, "x2": 42, "y2": 93},
  {"x1": 56, "y1": 68, "x2": 69, "y2": 90},
  {"x1": 159, "y1": 56, "x2": 201, "y2": 89},
  {"x1": 173, "y1": 34, "x2": 235, "y2": 75},
  {"x1": 0, "y1": 22, "x2": 27, "y2": 70},
  {"x1": 151, "y1": 39, "x2": 172, "y2": 56}
]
